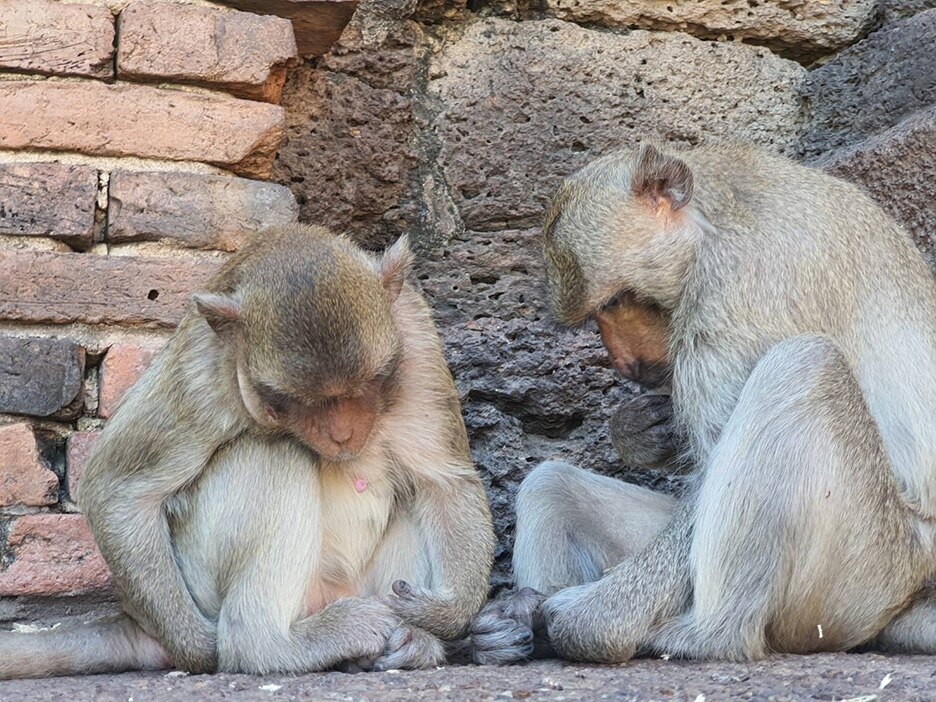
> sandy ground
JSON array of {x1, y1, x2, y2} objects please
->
[{"x1": 0, "y1": 597, "x2": 932, "y2": 701}]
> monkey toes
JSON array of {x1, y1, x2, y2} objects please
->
[{"x1": 470, "y1": 588, "x2": 547, "y2": 665}]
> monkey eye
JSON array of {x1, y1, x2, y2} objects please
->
[
  {"x1": 253, "y1": 382, "x2": 292, "y2": 417},
  {"x1": 602, "y1": 292, "x2": 626, "y2": 311}
]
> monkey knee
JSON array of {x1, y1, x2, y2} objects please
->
[{"x1": 516, "y1": 461, "x2": 582, "y2": 516}]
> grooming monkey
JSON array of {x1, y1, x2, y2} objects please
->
[
  {"x1": 0, "y1": 224, "x2": 494, "y2": 677},
  {"x1": 473, "y1": 141, "x2": 936, "y2": 664}
]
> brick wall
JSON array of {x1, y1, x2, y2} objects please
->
[{"x1": 0, "y1": 0, "x2": 354, "y2": 597}]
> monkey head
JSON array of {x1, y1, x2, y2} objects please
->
[
  {"x1": 542, "y1": 142, "x2": 699, "y2": 388},
  {"x1": 193, "y1": 227, "x2": 413, "y2": 462}
]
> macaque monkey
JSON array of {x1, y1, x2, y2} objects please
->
[
  {"x1": 0, "y1": 224, "x2": 494, "y2": 678},
  {"x1": 473, "y1": 141, "x2": 936, "y2": 665}
]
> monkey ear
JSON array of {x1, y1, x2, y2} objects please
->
[
  {"x1": 193, "y1": 292, "x2": 242, "y2": 336},
  {"x1": 378, "y1": 234, "x2": 414, "y2": 301},
  {"x1": 632, "y1": 142, "x2": 694, "y2": 212}
]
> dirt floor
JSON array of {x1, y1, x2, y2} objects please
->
[{"x1": 0, "y1": 597, "x2": 933, "y2": 701}]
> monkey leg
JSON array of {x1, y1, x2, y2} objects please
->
[
  {"x1": 0, "y1": 614, "x2": 169, "y2": 679},
  {"x1": 514, "y1": 460, "x2": 679, "y2": 594},
  {"x1": 872, "y1": 589, "x2": 936, "y2": 653},
  {"x1": 469, "y1": 460, "x2": 678, "y2": 665},
  {"x1": 649, "y1": 335, "x2": 931, "y2": 660},
  {"x1": 352, "y1": 513, "x2": 447, "y2": 671}
]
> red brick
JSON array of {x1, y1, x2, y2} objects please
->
[
  {"x1": 0, "y1": 81, "x2": 285, "y2": 179},
  {"x1": 0, "y1": 250, "x2": 222, "y2": 328},
  {"x1": 0, "y1": 515, "x2": 110, "y2": 596},
  {"x1": 0, "y1": 423, "x2": 58, "y2": 507},
  {"x1": 118, "y1": 2, "x2": 297, "y2": 103},
  {"x1": 0, "y1": 0, "x2": 115, "y2": 79},
  {"x1": 216, "y1": 0, "x2": 358, "y2": 57},
  {"x1": 66, "y1": 430, "x2": 101, "y2": 499},
  {"x1": 0, "y1": 336, "x2": 85, "y2": 419},
  {"x1": 108, "y1": 171, "x2": 298, "y2": 251},
  {"x1": 99, "y1": 341, "x2": 165, "y2": 418},
  {"x1": 0, "y1": 162, "x2": 98, "y2": 249}
]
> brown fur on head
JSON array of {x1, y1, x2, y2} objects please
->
[
  {"x1": 542, "y1": 142, "x2": 697, "y2": 386},
  {"x1": 194, "y1": 225, "x2": 414, "y2": 461}
]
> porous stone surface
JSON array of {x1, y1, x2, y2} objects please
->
[
  {"x1": 0, "y1": 162, "x2": 98, "y2": 249},
  {"x1": 274, "y1": 23, "x2": 422, "y2": 249},
  {"x1": 108, "y1": 171, "x2": 299, "y2": 251},
  {"x1": 0, "y1": 0, "x2": 115, "y2": 78},
  {"x1": 430, "y1": 19, "x2": 807, "y2": 232},
  {"x1": 817, "y1": 107, "x2": 936, "y2": 270},
  {"x1": 416, "y1": 225, "x2": 680, "y2": 580},
  {"x1": 0, "y1": 423, "x2": 59, "y2": 507},
  {"x1": 544, "y1": 0, "x2": 879, "y2": 60},
  {"x1": 797, "y1": 9, "x2": 936, "y2": 159},
  {"x1": 0, "y1": 250, "x2": 222, "y2": 328},
  {"x1": 0, "y1": 515, "x2": 110, "y2": 596},
  {"x1": 0, "y1": 336, "x2": 85, "y2": 419},
  {"x1": 117, "y1": 2, "x2": 298, "y2": 103},
  {"x1": 216, "y1": 0, "x2": 359, "y2": 56},
  {"x1": 0, "y1": 81, "x2": 286, "y2": 178},
  {"x1": 883, "y1": 0, "x2": 936, "y2": 22},
  {"x1": 65, "y1": 430, "x2": 101, "y2": 499},
  {"x1": 98, "y1": 340, "x2": 165, "y2": 418}
]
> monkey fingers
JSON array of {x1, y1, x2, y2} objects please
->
[
  {"x1": 469, "y1": 588, "x2": 546, "y2": 665},
  {"x1": 369, "y1": 624, "x2": 446, "y2": 671},
  {"x1": 610, "y1": 392, "x2": 679, "y2": 469},
  {"x1": 384, "y1": 580, "x2": 463, "y2": 635}
]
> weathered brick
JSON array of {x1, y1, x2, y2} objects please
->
[
  {"x1": 108, "y1": 171, "x2": 298, "y2": 251},
  {"x1": 0, "y1": 251, "x2": 222, "y2": 328},
  {"x1": 118, "y1": 2, "x2": 297, "y2": 103},
  {"x1": 99, "y1": 341, "x2": 165, "y2": 419},
  {"x1": 0, "y1": 336, "x2": 85, "y2": 418},
  {"x1": 0, "y1": 515, "x2": 110, "y2": 596},
  {"x1": 0, "y1": 423, "x2": 58, "y2": 507},
  {"x1": 0, "y1": 162, "x2": 98, "y2": 249},
  {"x1": 66, "y1": 430, "x2": 101, "y2": 499},
  {"x1": 216, "y1": 0, "x2": 358, "y2": 56},
  {"x1": 0, "y1": 81, "x2": 285, "y2": 179},
  {"x1": 0, "y1": 0, "x2": 115, "y2": 78}
]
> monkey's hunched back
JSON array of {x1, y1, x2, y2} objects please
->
[{"x1": 550, "y1": 143, "x2": 936, "y2": 515}]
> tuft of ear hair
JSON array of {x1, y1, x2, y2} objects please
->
[
  {"x1": 378, "y1": 234, "x2": 415, "y2": 301},
  {"x1": 632, "y1": 142, "x2": 694, "y2": 212},
  {"x1": 193, "y1": 292, "x2": 241, "y2": 336}
]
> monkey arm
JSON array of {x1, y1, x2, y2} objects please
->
[
  {"x1": 78, "y1": 326, "x2": 246, "y2": 673},
  {"x1": 387, "y1": 473, "x2": 495, "y2": 640},
  {"x1": 541, "y1": 502, "x2": 693, "y2": 662}
]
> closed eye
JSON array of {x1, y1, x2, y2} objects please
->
[{"x1": 253, "y1": 382, "x2": 294, "y2": 415}]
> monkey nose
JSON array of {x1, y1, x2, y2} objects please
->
[{"x1": 328, "y1": 423, "x2": 354, "y2": 445}]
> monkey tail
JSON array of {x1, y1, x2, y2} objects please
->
[{"x1": 0, "y1": 614, "x2": 170, "y2": 679}]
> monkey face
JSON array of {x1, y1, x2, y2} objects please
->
[
  {"x1": 237, "y1": 365, "x2": 398, "y2": 462},
  {"x1": 595, "y1": 294, "x2": 671, "y2": 389}
]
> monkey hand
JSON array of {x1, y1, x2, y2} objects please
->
[
  {"x1": 610, "y1": 392, "x2": 678, "y2": 470},
  {"x1": 541, "y1": 580, "x2": 639, "y2": 663},
  {"x1": 350, "y1": 624, "x2": 447, "y2": 672},
  {"x1": 146, "y1": 612, "x2": 217, "y2": 674},
  {"x1": 383, "y1": 580, "x2": 474, "y2": 640},
  {"x1": 321, "y1": 597, "x2": 403, "y2": 670},
  {"x1": 469, "y1": 587, "x2": 545, "y2": 665}
]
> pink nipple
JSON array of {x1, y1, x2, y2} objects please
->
[{"x1": 353, "y1": 477, "x2": 369, "y2": 493}]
